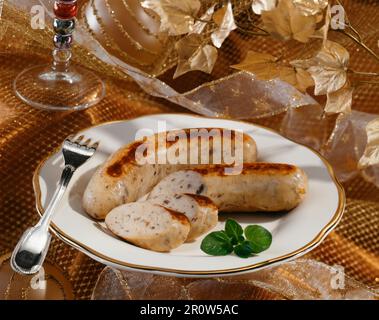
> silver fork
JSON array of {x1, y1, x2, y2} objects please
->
[{"x1": 11, "y1": 135, "x2": 99, "y2": 275}]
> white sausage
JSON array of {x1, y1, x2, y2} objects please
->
[
  {"x1": 148, "y1": 194, "x2": 218, "y2": 241},
  {"x1": 148, "y1": 164, "x2": 308, "y2": 212},
  {"x1": 83, "y1": 129, "x2": 257, "y2": 219},
  {"x1": 105, "y1": 202, "x2": 190, "y2": 252}
]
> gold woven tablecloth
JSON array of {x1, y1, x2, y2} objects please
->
[{"x1": 0, "y1": 1, "x2": 378, "y2": 300}]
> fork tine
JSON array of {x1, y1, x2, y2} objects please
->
[
  {"x1": 75, "y1": 135, "x2": 85, "y2": 143},
  {"x1": 90, "y1": 141, "x2": 100, "y2": 150},
  {"x1": 65, "y1": 134, "x2": 75, "y2": 141},
  {"x1": 83, "y1": 138, "x2": 92, "y2": 146}
]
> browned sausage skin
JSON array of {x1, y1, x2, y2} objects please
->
[
  {"x1": 148, "y1": 164, "x2": 308, "y2": 212},
  {"x1": 83, "y1": 129, "x2": 257, "y2": 219}
]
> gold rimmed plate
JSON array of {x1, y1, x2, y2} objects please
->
[{"x1": 33, "y1": 114, "x2": 345, "y2": 277}]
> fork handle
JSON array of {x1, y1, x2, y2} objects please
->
[{"x1": 37, "y1": 165, "x2": 75, "y2": 229}]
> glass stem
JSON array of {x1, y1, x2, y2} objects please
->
[
  {"x1": 52, "y1": 0, "x2": 77, "y2": 73},
  {"x1": 52, "y1": 49, "x2": 72, "y2": 73}
]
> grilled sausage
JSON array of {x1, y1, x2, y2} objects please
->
[
  {"x1": 83, "y1": 129, "x2": 257, "y2": 219},
  {"x1": 148, "y1": 194, "x2": 218, "y2": 241},
  {"x1": 148, "y1": 164, "x2": 308, "y2": 212},
  {"x1": 105, "y1": 202, "x2": 190, "y2": 252}
]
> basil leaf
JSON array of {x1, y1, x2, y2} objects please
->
[
  {"x1": 201, "y1": 231, "x2": 233, "y2": 256},
  {"x1": 234, "y1": 240, "x2": 254, "y2": 258},
  {"x1": 244, "y1": 225, "x2": 272, "y2": 253},
  {"x1": 225, "y1": 219, "x2": 243, "y2": 245}
]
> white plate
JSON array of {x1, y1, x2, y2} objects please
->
[{"x1": 33, "y1": 114, "x2": 345, "y2": 277}]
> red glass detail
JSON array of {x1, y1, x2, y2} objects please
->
[{"x1": 54, "y1": 1, "x2": 78, "y2": 20}]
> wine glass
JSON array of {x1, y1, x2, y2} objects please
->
[{"x1": 13, "y1": 0, "x2": 105, "y2": 111}]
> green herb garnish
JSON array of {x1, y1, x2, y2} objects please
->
[
  {"x1": 201, "y1": 219, "x2": 272, "y2": 258},
  {"x1": 225, "y1": 218, "x2": 243, "y2": 245},
  {"x1": 200, "y1": 231, "x2": 233, "y2": 256},
  {"x1": 244, "y1": 225, "x2": 272, "y2": 253},
  {"x1": 233, "y1": 240, "x2": 254, "y2": 258}
]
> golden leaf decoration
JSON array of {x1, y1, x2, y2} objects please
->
[
  {"x1": 261, "y1": 0, "x2": 317, "y2": 43},
  {"x1": 141, "y1": 0, "x2": 201, "y2": 35},
  {"x1": 231, "y1": 51, "x2": 280, "y2": 80},
  {"x1": 211, "y1": 2, "x2": 237, "y2": 48},
  {"x1": 358, "y1": 118, "x2": 379, "y2": 169},
  {"x1": 292, "y1": 0, "x2": 328, "y2": 16},
  {"x1": 174, "y1": 34, "x2": 218, "y2": 78},
  {"x1": 324, "y1": 83, "x2": 353, "y2": 114},
  {"x1": 279, "y1": 67, "x2": 315, "y2": 92},
  {"x1": 252, "y1": 0, "x2": 277, "y2": 15},
  {"x1": 191, "y1": 5, "x2": 216, "y2": 34},
  {"x1": 314, "y1": 4, "x2": 331, "y2": 43},
  {"x1": 291, "y1": 40, "x2": 349, "y2": 95},
  {"x1": 231, "y1": 51, "x2": 314, "y2": 92},
  {"x1": 213, "y1": 6, "x2": 227, "y2": 25}
]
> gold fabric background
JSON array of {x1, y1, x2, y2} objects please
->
[{"x1": 0, "y1": 1, "x2": 378, "y2": 299}]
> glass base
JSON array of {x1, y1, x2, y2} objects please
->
[{"x1": 13, "y1": 64, "x2": 105, "y2": 111}]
